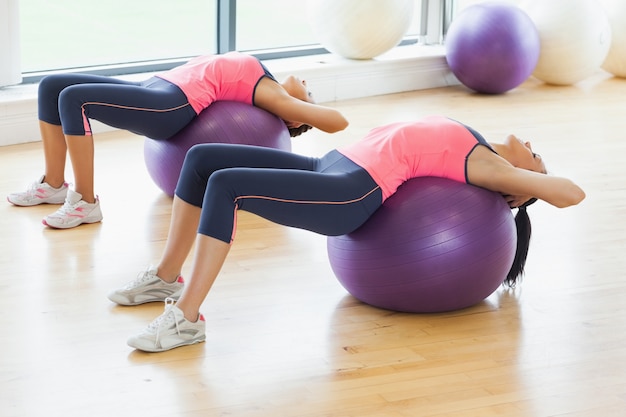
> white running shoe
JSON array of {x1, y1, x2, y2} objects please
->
[
  {"x1": 107, "y1": 266, "x2": 184, "y2": 306},
  {"x1": 127, "y1": 298, "x2": 206, "y2": 352},
  {"x1": 7, "y1": 175, "x2": 68, "y2": 206},
  {"x1": 43, "y1": 189, "x2": 103, "y2": 229}
]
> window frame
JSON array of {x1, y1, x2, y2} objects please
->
[{"x1": 20, "y1": 0, "x2": 450, "y2": 84}]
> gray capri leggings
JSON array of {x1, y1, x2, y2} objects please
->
[
  {"x1": 37, "y1": 73, "x2": 196, "y2": 139},
  {"x1": 175, "y1": 144, "x2": 383, "y2": 243}
]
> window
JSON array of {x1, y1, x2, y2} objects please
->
[
  {"x1": 235, "y1": 0, "x2": 316, "y2": 52},
  {"x1": 20, "y1": 0, "x2": 217, "y2": 76},
  {"x1": 17, "y1": 0, "x2": 445, "y2": 81},
  {"x1": 235, "y1": 0, "x2": 426, "y2": 52}
]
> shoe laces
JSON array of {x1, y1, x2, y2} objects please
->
[
  {"x1": 149, "y1": 298, "x2": 182, "y2": 341},
  {"x1": 123, "y1": 268, "x2": 157, "y2": 290},
  {"x1": 54, "y1": 198, "x2": 83, "y2": 216},
  {"x1": 20, "y1": 180, "x2": 46, "y2": 198},
  {"x1": 26, "y1": 180, "x2": 41, "y2": 194}
]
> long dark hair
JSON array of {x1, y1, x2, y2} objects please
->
[
  {"x1": 288, "y1": 124, "x2": 312, "y2": 137},
  {"x1": 505, "y1": 198, "x2": 538, "y2": 287}
]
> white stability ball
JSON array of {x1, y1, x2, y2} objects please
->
[
  {"x1": 599, "y1": 0, "x2": 626, "y2": 77},
  {"x1": 521, "y1": 0, "x2": 612, "y2": 85},
  {"x1": 307, "y1": 0, "x2": 414, "y2": 60}
]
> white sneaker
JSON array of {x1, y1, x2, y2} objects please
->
[
  {"x1": 7, "y1": 175, "x2": 68, "y2": 206},
  {"x1": 127, "y1": 298, "x2": 206, "y2": 352},
  {"x1": 43, "y1": 189, "x2": 103, "y2": 229},
  {"x1": 107, "y1": 266, "x2": 184, "y2": 306}
]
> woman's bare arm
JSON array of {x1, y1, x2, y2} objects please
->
[
  {"x1": 277, "y1": 98, "x2": 349, "y2": 133},
  {"x1": 469, "y1": 151, "x2": 586, "y2": 208},
  {"x1": 254, "y1": 80, "x2": 349, "y2": 133}
]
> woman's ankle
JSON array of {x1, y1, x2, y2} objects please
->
[
  {"x1": 42, "y1": 175, "x2": 66, "y2": 189},
  {"x1": 156, "y1": 266, "x2": 181, "y2": 284}
]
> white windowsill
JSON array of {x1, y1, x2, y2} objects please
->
[{"x1": 0, "y1": 44, "x2": 458, "y2": 147}]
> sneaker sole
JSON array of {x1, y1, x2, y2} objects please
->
[
  {"x1": 129, "y1": 335, "x2": 206, "y2": 353},
  {"x1": 108, "y1": 293, "x2": 181, "y2": 306},
  {"x1": 7, "y1": 196, "x2": 67, "y2": 207},
  {"x1": 42, "y1": 216, "x2": 103, "y2": 229}
]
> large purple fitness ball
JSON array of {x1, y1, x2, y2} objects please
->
[
  {"x1": 327, "y1": 177, "x2": 516, "y2": 313},
  {"x1": 445, "y1": 2, "x2": 540, "y2": 94},
  {"x1": 144, "y1": 101, "x2": 291, "y2": 197}
]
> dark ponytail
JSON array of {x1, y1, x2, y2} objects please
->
[{"x1": 505, "y1": 198, "x2": 538, "y2": 287}]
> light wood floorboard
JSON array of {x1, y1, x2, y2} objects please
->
[{"x1": 1, "y1": 72, "x2": 625, "y2": 417}]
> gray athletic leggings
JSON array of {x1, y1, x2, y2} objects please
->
[
  {"x1": 38, "y1": 74, "x2": 196, "y2": 139},
  {"x1": 175, "y1": 144, "x2": 383, "y2": 243}
]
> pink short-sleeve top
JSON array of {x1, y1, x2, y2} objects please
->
[
  {"x1": 156, "y1": 52, "x2": 271, "y2": 114},
  {"x1": 337, "y1": 116, "x2": 492, "y2": 202}
]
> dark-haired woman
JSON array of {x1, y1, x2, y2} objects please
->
[
  {"x1": 108, "y1": 115, "x2": 585, "y2": 352},
  {"x1": 7, "y1": 51, "x2": 348, "y2": 229}
]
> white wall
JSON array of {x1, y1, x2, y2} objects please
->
[{"x1": 0, "y1": 0, "x2": 22, "y2": 87}]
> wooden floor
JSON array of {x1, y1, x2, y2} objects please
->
[{"x1": 1, "y1": 72, "x2": 626, "y2": 417}]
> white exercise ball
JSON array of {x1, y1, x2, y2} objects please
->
[
  {"x1": 307, "y1": 0, "x2": 414, "y2": 60},
  {"x1": 521, "y1": 0, "x2": 612, "y2": 85},
  {"x1": 599, "y1": 0, "x2": 626, "y2": 77}
]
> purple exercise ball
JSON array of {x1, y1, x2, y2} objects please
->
[
  {"x1": 144, "y1": 101, "x2": 291, "y2": 197},
  {"x1": 445, "y1": 2, "x2": 540, "y2": 94},
  {"x1": 327, "y1": 177, "x2": 516, "y2": 313}
]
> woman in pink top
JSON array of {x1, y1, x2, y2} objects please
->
[
  {"x1": 7, "y1": 51, "x2": 348, "y2": 229},
  {"x1": 106, "y1": 116, "x2": 585, "y2": 352}
]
